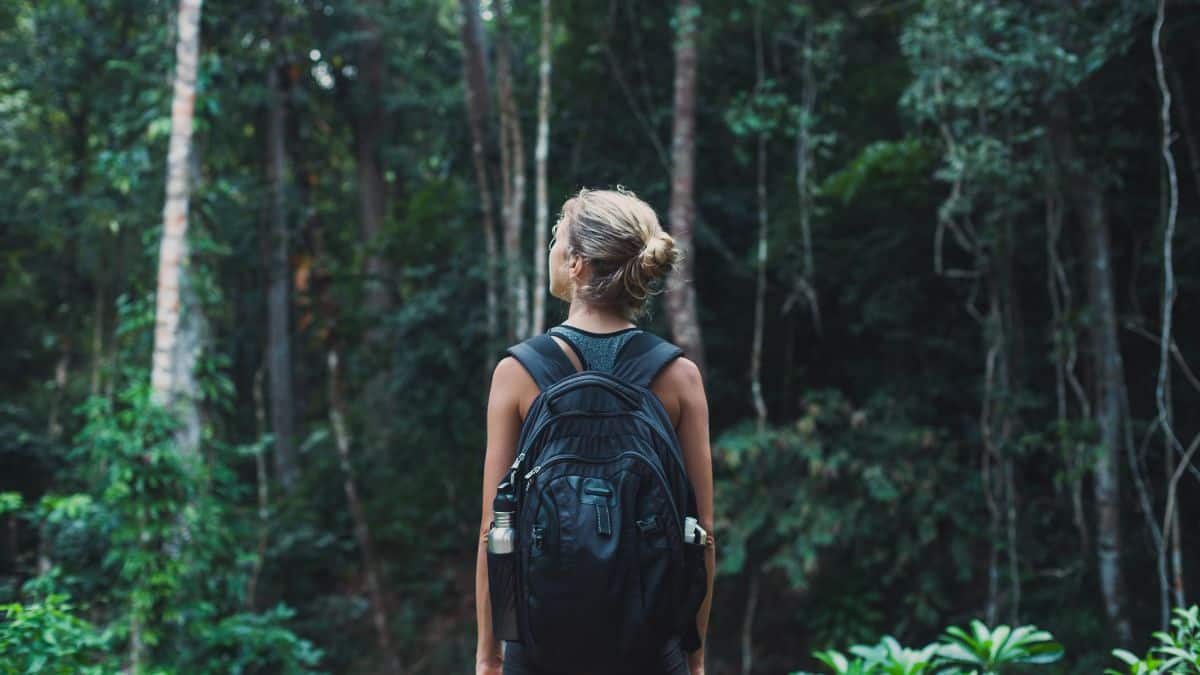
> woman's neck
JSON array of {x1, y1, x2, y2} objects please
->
[{"x1": 563, "y1": 300, "x2": 635, "y2": 334}]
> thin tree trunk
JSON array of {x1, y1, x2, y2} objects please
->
[
  {"x1": 147, "y1": 3, "x2": 204, "y2": 669},
  {"x1": 666, "y1": 0, "x2": 706, "y2": 374},
  {"x1": 749, "y1": 7, "x2": 768, "y2": 435},
  {"x1": 794, "y1": 16, "x2": 821, "y2": 333},
  {"x1": 1050, "y1": 104, "x2": 1133, "y2": 644},
  {"x1": 1044, "y1": 157, "x2": 1090, "y2": 554},
  {"x1": 90, "y1": 282, "x2": 105, "y2": 398},
  {"x1": 1005, "y1": 458, "x2": 1020, "y2": 623},
  {"x1": 47, "y1": 347, "x2": 69, "y2": 440},
  {"x1": 740, "y1": 569, "x2": 759, "y2": 675},
  {"x1": 247, "y1": 360, "x2": 270, "y2": 610},
  {"x1": 352, "y1": 7, "x2": 396, "y2": 457},
  {"x1": 494, "y1": 0, "x2": 529, "y2": 342},
  {"x1": 266, "y1": 61, "x2": 298, "y2": 492},
  {"x1": 1152, "y1": 0, "x2": 1184, "y2": 618},
  {"x1": 327, "y1": 349, "x2": 403, "y2": 674},
  {"x1": 533, "y1": 0, "x2": 551, "y2": 336},
  {"x1": 459, "y1": 0, "x2": 499, "y2": 346}
]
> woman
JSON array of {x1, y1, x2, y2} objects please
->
[{"x1": 475, "y1": 188, "x2": 715, "y2": 675}]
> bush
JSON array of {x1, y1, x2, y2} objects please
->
[
  {"x1": 796, "y1": 620, "x2": 1063, "y2": 675},
  {"x1": 1108, "y1": 606, "x2": 1200, "y2": 675},
  {"x1": 0, "y1": 591, "x2": 109, "y2": 674}
]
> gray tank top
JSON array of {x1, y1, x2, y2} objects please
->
[{"x1": 546, "y1": 324, "x2": 641, "y2": 374}]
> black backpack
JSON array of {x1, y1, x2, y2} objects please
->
[{"x1": 497, "y1": 329, "x2": 707, "y2": 671}]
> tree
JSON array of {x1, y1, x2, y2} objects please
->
[
  {"x1": 666, "y1": 0, "x2": 706, "y2": 375},
  {"x1": 494, "y1": 0, "x2": 530, "y2": 342},
  {"x1": 532, "y1": 0, "x2": 552, "y2": 336},
  {"x1": 265, "y1": 43, "x2": 298, "y2": 492},
  {"x1": 458, "y1": 0, "x2": 500, "y2": 347},
  {"x1": 147, "y1": 0, "x2": 205, "y2": 666}
]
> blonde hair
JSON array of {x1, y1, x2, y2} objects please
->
[{"x1": 560, "y1": 186, "x2": 680, "y2": 320}]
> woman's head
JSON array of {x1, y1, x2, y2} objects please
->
[{"x1": 549, "y1": 187, "x2": 680, "y2": 320}]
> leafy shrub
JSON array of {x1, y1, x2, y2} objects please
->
[
  {"x1": 0, "y1": 591, "x2": 108, "y2": 674},
  {"x1": 1108, "y1": 606, "x2": 1200, "y2": 675},
  {"x1": 797, "y1": 620, "x2": 1063, "y2": 675}
]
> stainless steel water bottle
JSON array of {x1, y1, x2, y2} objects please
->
[{"x1": 486, "y1": 490, "x2": 519, "y2": 640}]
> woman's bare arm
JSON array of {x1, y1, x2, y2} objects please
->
[
  {"x1": 656, "y1": 357, "x2": 715, "y2": 672},
  {"x1": 476, "y1": 357, "x2": 528, "y2": 668}
]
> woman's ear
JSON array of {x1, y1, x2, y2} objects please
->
[{"x1": 568, "y1": 253, "x2": 587, "y2": 287}]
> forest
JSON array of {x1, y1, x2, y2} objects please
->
[{"x1": 1, "y1": 0, "x2": 1199, "y2": 673}]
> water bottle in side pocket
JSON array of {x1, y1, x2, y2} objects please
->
[{"x1": 486, "y1": 490, "x2": 519, "y2": 641}]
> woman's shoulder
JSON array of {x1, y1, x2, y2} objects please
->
[{"x1": 656, "y1": 354, "x2": 702, "y2": 389}]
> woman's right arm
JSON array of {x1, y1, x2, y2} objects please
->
[{"x1": 476, "y1": 357, "x2": 524, "y2": 673}]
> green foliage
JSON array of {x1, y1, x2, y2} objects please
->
[
  {"x1": 938, "y1": 621, "x2": 1064, "y2": 672},
  {"x1": 714, "y1": 390, "x2": 978, "y2": 641},
  {"x1": 0, "y1": 588, "x2": 108, "y2": 674},
  {"x1": 822, "y1": 139, "x2": 936, "y2": 205},
  {"x1": 1108, "y1": 607, "x2": 1200, "y2": 675},
  {"x1": 799, "y1": 621, "x2": 1063, "y2": 675}
]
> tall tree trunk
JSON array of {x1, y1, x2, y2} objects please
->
[
  {"x1": 1152, "y1": 0, "x2": 1186, "y2": 614},
  {"x1": 458, "y1": 0, "x2": 500, "y2": 346},
  {"x1": 740, "y1": 569, "x2": 759, "y2": 675},
  {"x1": 666, "y1": 0, "x2": 706, "y2": 374},
  {"x1": 749, "y1": 6, "x2": 768, "y2": 435},
  {"x1": 352, "y1": 7, "x2": 395, "y2": 454},
  {"x1": 247, "y1": 359, "x2": 270, "y2": 610},
  {"x1": 90, "y1": 281, "x2": 105, "y2": 398},
  {"x1": 1044, "y1": 154, "x2": 1090, "y2": 554},
  {"x1": 266, "y1": 61, "x2": 298, "y2": 492},
  {"x1": 47, "y1": 347, "x2": 69, "y2": 441},
  {"x1": 327, "y1": 349, "x2": 403, "y2": 674},
  {"x1": 147, "y1": 1, "x2": 204, "y2": 669},
  {"x1": 532, "y1": 0, "x2": 552, "y2": 336},
  {"x1": 1050, "y1": 104, "x2": 1133, "y2": 645},
  {"x1": 793, "y1": 15, "x2": 821, "y2": 333},
  {"x1": 494, "y1": 0, "x2": 529, "y2": 342}
]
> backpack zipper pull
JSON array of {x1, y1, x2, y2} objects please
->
[{"x1": 524, "y1": 464, "x2": 542, "y2": 481}]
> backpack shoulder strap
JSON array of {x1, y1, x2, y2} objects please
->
[
  {"x1": 504, "y1": 334, "x2": 580, "y2": 391},
  {"x1": 611, "y1": 331, "x2": 684, "y2": 388}
]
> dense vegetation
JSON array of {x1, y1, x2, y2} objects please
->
[{"x1": 1, "y1": 0, "x2": 1198, "y2": 672}]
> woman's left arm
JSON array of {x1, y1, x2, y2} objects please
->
[{"x1": 669, "y1": 358, "x2": 714, "y2": 675}]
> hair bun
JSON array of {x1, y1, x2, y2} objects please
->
[{"x1": 639, "y1": 232, "x2": 677, "y2": 279}]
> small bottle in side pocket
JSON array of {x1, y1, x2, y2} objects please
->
[{"x1": 486, "y1": 491, "x2": 520, "y2": 641}]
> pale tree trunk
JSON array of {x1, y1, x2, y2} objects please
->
[
  {"x1": 146, "y1": 0, "x2": 205, "y2": 669},
  {"x1": 740, "y1": 569, "x2": 759, "y2": 675},
  {"x1": 90, "y1": 282, "x2": 105, "y2": 398},
  {"x1": 495, "y1": 0, "x2": 529, "y2": 342},
  {"x1": 47, "y1": 347, "x2": 69, "y2": 441},
  {"x1": 749, "y1": 7, "x2": 768, "y2": 435},
  {"x1": 327, "y1": 349, "x2": 403, "y2": 674},
  {"x1": 1044, "y1": 155, "x2": 1091, "y2": 555},
  {"x1": 266, "y1": 61, "x2": 298, "y2": 492},
  {"x1": 793, "y1": 16, "x2": 821, "y2": 332},
  {"x1": 532, "y1": 0, "x2": 552, "y2": 336},
  {"x1": 1152, "y1": 0, "x2": 1187, "y2": 615},
  {"x1": 1050, "y1": 104, "x2": 1133, "y2": 645},
  {"x1": 458, "y1": 0, "x2": 500, "y2": 345},
  {"x1": 247, "y1": 360, "x2": 270, "y2": 610},
  {"x1": 666, "y1": 0, "x2": 706, "y2": 374}
]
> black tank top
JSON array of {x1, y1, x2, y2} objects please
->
[{"x1": 545, "y1": 324, "x2": 641, "y2": 374}]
